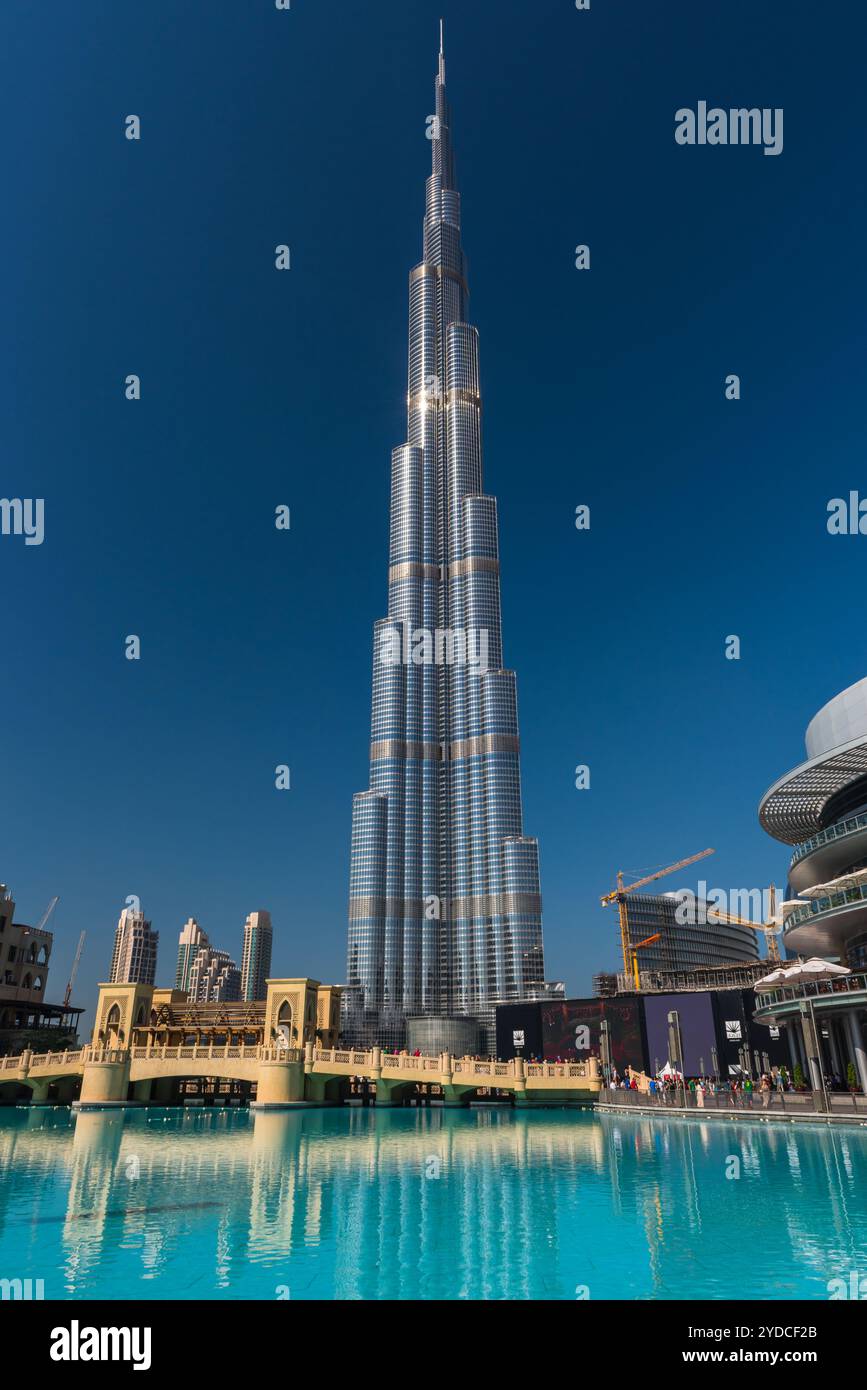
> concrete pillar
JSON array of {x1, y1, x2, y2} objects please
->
[
  {"x1": 76, "y1": 1052, "x2": 132, "y2": 1108},
  {"x1": 846, "y1": 1011, "x2": 867, "y2": 1095},
  {"x1": 28, "y1": 1079, "x2": 50, "y2": 1104},
  {"x1": 132, "y1": 1079, "x2": 152, "y2": 1102},
  {"x1": 252, "y1": 1057, "x2": 305, "y2": 1109},
  {"x1": 825, "y1": 1017, "x2": 842, "y2": 1078},
  {"x1": 373, "y1": 1078, "x2": 394, "y2": 1106},
  {"x1": 305, "y1": 1074, "x2": 328, "y2": 1104},
  {"x1": 786, "y1": 1023, "x2": 799, "y2": 1073},
  {"x1": 799, "y1": 1012, "x2": 823, "y2": 1093}
]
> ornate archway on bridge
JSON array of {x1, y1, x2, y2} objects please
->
[
  {"x1": 274, "y1": 999, "x2": 296, "y2": 1048},
  {"x1": 105, "y1": 1003, "x2": 124, "y2": 1047}
]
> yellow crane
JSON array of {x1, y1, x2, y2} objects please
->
[
  {"x1": 601, "y1": 848, "x2": 715, "y2": 989},
  {"x1": 629, "y1": 932, "x2": 661, "y2": 991},
  {"x1": 704, "y1": 884, "x2": 791, "y2": 963}
]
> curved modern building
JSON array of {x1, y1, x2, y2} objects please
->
[
  {"x1": 754, "y1": 677, "x2": 867, "y2": 1092},
  {"x1": 625, "y1": 893, "x2": 760, "y2": 976},
  {"x1": 759, "y1": 676, "x2": 867, "y2": 967},
  {"x1": 343, "y1": 31, "x2": 548, "y2": 1050}
]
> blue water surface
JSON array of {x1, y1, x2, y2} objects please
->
[{"x1": 1, "y1": 1106, "x2": 865, "y2": 1300}]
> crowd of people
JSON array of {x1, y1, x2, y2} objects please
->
[{"x1": 608, "y1": 1066, "x2": 798, "y2": 1108}]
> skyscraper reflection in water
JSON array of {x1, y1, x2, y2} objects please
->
[{"x1": 1, "y1": 1109, "x2": 863, "y2": 1300}]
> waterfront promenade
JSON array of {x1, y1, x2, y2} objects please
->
[{"x1": 598, "y1": 1085, "x2": 867, "y2": 1126}]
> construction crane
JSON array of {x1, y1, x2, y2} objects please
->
[
  {"x1": 34, "y1": 895, "x2": 59, "y2": 934},
  {"x1": 64, "y1": 931, "x2": 86, "y2": 1008},
  {"x1": 704, "y1": 884, "x2": 802, "y2": 964},
  {"x1": 629, "y1": 933, "x2": 661, "y2": 991},
  {"x1": 601, "y1": 849, "x2": 715, "y2": 989}
]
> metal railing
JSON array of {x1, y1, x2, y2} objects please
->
[
  {"x1": 756, "y1": 971, "x2": 867, "y2": 1010},
  {"x1": 598, "y1": 1085, "x2": 867, "y2": 1116},
  {"x1": 791, "y1": 812, "x2": 867, "y2": 868},
  {"x1": 786, "y1": 885, "x2": 867, "y2": 933}
]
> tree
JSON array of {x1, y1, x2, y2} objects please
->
[
  {"x1": 793, "y1": 1063, "x2": 806, "y2": 1091},
  {"x1": 847, "y1": 1061, "x2": 859, "y2": 1093}
]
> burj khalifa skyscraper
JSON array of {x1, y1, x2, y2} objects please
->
[{"x1": 344, "y1": 27, "x2": 549, "y2": 1052}]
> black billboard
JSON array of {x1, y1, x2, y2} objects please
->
[
  {"x1": 743, "y1": 989, "x2": 791, "y2": 1072},
  {"x1": 495, "y1": 1002, "x2": 543, "y2": 1060},
  {"x1": 711, "y1": 989, "x2": 750, "y2": 1077},
  {"x1": 711, "y1": 989, "x2": 790, "y2": 1076}
]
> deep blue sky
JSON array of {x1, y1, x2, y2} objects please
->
[{"x1": 2, "y1": 0, "x2": 866, "y2": 1029}]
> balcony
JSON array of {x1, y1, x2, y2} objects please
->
[
  {"x1": 782, "y1": 882, "x2": 867, "y2": 955},
  {"x1": 789, "y1": 813, "x2": 867, "y2": 890},
  {"x1": 753, "y1": 969, "x2": 867, "y2": 1021}
]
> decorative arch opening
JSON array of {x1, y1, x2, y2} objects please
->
[
  {"x1": 105, "y1": 1003, "x2": 123, "y2": 1046},
  {"x1": 275, "y1": 999, "x2": 295, "y2": 1048}
]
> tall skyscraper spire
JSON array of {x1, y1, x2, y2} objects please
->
[{"x1": 344, "y1": 30, "x2": 546, "y2": 1051}]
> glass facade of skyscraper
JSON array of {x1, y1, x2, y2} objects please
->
[{"x1": 344, "y1": 34, "x2": 546, "y2": 1049}]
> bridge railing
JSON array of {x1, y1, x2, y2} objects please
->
[
  {"x1": 129, "y1": 1045, "x2": 266, "y2": 1061},
  {"x1": 310, "y1": 1051, "x2": 599, "y2": 1080},
  {"x1": 313, "y1": 1049, "x2": 374, "y2": 1066},
  {"x1": 29, "y1": 1050, "x2": 83, "y2": 1069},
  {"x1": 83, "y1": 1048, "x2": 129, "y2": 1064},
  {"x1": 527, "y1": 1063, "x2": 594, "y2": 1079},
  {"x1": 259, "y1": 1046, "x2": 303, "y2": 1062}
]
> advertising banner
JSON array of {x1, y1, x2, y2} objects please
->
[{"x1": 540, "y1": 996, "x2": 647, "y2": 1073}]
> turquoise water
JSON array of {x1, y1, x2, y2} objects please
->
[{"x1": 1, "y1": 1105, "x2": 866, "y2": 1300}]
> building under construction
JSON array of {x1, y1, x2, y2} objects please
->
[{"x1": 594, "y1": 956, "x2": 773, "y2": 998}]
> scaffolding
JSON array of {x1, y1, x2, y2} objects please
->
[{"x1": 609, "y1": 958, "x2": 774, "y2": 996}]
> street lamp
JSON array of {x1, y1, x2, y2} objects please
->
[
  {"x1": 667, "y1": 1010, "x2": 685, "y2": 1105},
  {"x1": 599, "y1": 1019, "x2": 612, "y2": 1088},
  {"x1": 800, "y1": 999, "x2": 829, "y2": 1113}
]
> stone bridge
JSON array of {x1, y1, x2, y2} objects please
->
[{"x1": 0, "y1": 1043, "x2": 601, "y2": 1108}]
